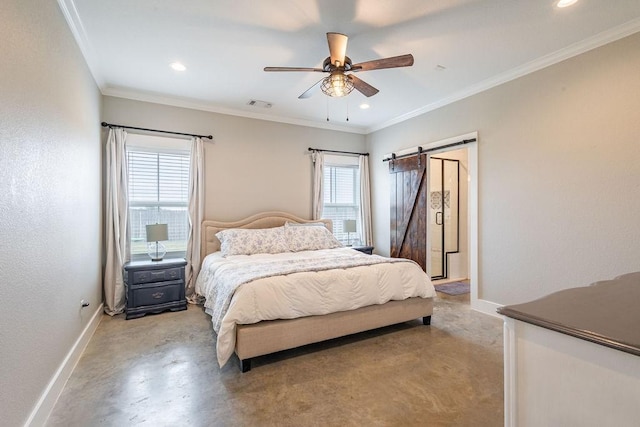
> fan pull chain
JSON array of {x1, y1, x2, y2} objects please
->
[
  {"x1": 346, "y1": 98, "x2": 349, "y2": 122},
  {"x1": 326, "y1": 97, "x2": 330, "y2": 122}
]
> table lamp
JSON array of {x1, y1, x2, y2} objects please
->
[
  {"x1": 146, "y1": 223, "x2": 168, "y2": 261},
  {"x1": 343, "y1": 219, "x2": 357, "y2": 246}
]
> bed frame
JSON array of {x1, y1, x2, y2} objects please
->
[{"x1": 201, "y1": 211, "x2": 433, "y2": 372}]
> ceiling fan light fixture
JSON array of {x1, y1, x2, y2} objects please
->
[{"x1": 321, "y1": 73, "x2": 354, "y2": 97}]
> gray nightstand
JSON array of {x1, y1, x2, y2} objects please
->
[
  {"x1": 351, "y1": 246, "x2": 374, "y2": 255},
  {"x1": 123, "y1": 258, "x2": 187, "y2": 319}
]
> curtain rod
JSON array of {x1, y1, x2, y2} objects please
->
[
  {"x1": 308, "y1": 147, "x2": 369, "y2": 156},
  {"x1": 101, "y1": 122, "x2": 213, "y2": 140},
  {"x1": 382, "y1": 138, "x2": 476, "y2": 162}
]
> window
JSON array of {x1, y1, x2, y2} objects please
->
[
  {"x1": 322, "y1": 155, "x2": 361, "y2": 245},
  {"x1": 126, "y1": 134, "x2": 191, "y2": 260}
]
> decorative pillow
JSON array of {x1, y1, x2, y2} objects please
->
[
  {"x1": 284, "y1": 224, "x2": 343, "y2": 252},
  {"x1": 216, "y1": 227, "x2": 289, "y2": 256}
]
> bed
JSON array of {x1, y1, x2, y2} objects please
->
[{"x1": 196, "y1": 211, "x2": 436, "y2": 372}]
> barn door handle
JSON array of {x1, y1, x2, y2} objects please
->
[{"x1": 436, "y1": 211, "x2": 443, "y2": 225}]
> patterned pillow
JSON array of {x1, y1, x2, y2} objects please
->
[
  {"x1": 216, "y1": 227, "x2": 289, "y2": 256},
  {"x1": 284, "y1": 223, "x2": 343, "y2": 252}
]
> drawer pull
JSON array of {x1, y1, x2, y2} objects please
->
[{"x1": 152, "y1": 292, "x2": 165, "y2": 299}]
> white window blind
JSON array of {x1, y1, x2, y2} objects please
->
[
  {"x1": 322, "y1": 155, "x2": 361, "y2": 245},
  {"x1": 126, "y1": 135, "x2": 190, "y2": 259}
]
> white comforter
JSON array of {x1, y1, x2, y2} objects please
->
[{"x1": 195, "y1": 248, "x2": 435, "y2": 367}]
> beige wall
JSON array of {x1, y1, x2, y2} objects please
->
[
  {"x1": 101, "y1": 97, "x2": 366, "y2": 221},
  {"x1": 0, "y1": 1, "x2": 102, "y2": 425},
  {"x1": 367, "y1": 32, "x2": 640, "y2": 306}
]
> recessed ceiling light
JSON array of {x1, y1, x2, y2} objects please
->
[
  {"x1": 170, "y1": 62, "x2": 186, "y2": 71},
  {"x1": 557, "y1": 0, "x2": 578, "y2": 8},
  {"x1": 360, "y1": 103, "x2": 370, "y2": 110}
]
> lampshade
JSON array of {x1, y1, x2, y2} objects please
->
[
  {"x1": 321, "y1": 73, "x2": 354, "y2": 97},
  {"x1": 146, "y1": 224, "x2": 168, "y2": 242},
  {"x1": 343, "y1": 219, "x2": 357, "y2": 233}
]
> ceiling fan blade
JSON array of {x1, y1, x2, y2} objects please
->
[
  {"x1": 348, "y1": 74, "x2": 379, "y2": 97},
  {"x1": 264, "y1": 67, "x2": 325, "y2": 72},
  {"x1": 298, "y1": 78, "x2": 324, "y2": 99},
  {"x1": 327, "y1": 32, "x2": 348, "y2": 66},
  {"x1": 351, "y1": 54, "x2": 414, "y2": 72}
]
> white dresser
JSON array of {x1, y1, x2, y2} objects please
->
[{"x1": 498, "y1": 272, "x2": 640, "y2": 427}]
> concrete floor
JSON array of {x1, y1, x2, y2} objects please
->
[{"x1": 46, "y1": 293, "x2": 504, "y2": 426}]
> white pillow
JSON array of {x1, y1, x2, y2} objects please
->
[
  {"x1": 284, "y1": 223, "x2": 343, "y2": 252},
  {"x1": 216, "y1": 227, "x2": 289, "y2": 256}
]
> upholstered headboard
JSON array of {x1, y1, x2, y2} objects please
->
[{"x1": 200, "y1": 211, "x2": 333, "y2": 261}]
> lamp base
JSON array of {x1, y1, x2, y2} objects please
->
[{"x1": 147, "y1": 241, "x2": 166, "y2": 262}]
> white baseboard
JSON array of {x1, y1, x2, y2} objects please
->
[
  {"x1": 471, "y1": 298, "x2": 503, "y2": 319},
  {"x1": 25, "y1": 303, "x2": 104, "y2": 427}
]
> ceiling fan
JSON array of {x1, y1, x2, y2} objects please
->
[{"x1": 264, "y1": 32, "x2": 414, "y2": 99}]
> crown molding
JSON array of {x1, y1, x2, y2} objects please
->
[
  {"x1": 57, "y1": 0, "x2": 104, "y2": 87},
  {"x1": 368, "y1": 18, "x2": 640, "y2": 134},
  {"x1": 101, "y1": 87, "x2": 368, "y2": 135}
]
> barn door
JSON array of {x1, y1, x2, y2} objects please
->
[{"x1": 389, "y1": 154, "x2": 427, "y2": 271}]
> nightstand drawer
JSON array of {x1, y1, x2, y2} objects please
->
[
  {"x1": 132, "y1": 267, "x2": 182, "y2": 284},
  {"x1": 132, "y1": 281, "x2": 182, "y2": 307}
]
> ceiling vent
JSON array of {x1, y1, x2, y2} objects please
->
[{"x1": 247, "y1": 100, "x2": 273, "y2": 108}]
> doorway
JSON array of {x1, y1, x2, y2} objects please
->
[
  {"x1": 387, "y1": 132, "x2": 479, "y2": 310},
  {"x1": 428, "y1": 156, "x2": 459, "y2": 280},
  {"x1": 428, "y1": 148, "x2": 469, "y2": 285}
]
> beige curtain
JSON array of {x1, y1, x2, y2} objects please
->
[
  {"x1": 104, "y1": 128, "x2": 129, "y2": 315},
  {"x1": 185, "y1": 137, "x2": 204, "y2": 302},
  {"x1": 359, "y1": 155, "x2": 373, "y2": 246},
  {"x1": 312, "y1": 151, "x2": 324, "y2": 220}
]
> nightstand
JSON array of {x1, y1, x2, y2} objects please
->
[
  {"x1": 351, "y1": 246, "x2": 374, "y2": 255},
  {"x1": 123, "y1": 258, "x2": 187, "y2": 320}
]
